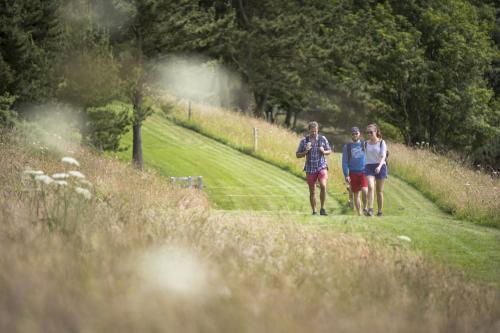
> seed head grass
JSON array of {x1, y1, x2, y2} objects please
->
[
  {"x1": 166, "y1": 100, "x2": 499, "y2": 227},
  {"x1": 1, "y1": 128, "x2": 499, "y2": 332}
]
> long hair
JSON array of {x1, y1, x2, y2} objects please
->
[{"x1": 367, "y1": 123, "x2": 382, "y2": 139}]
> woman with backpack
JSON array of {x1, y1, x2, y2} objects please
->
[{"x1": 364, "y1": 123, "x2": 388, "y2": 217}]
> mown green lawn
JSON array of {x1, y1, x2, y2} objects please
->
[
  {"x1": 114, "y1": 113, "x2": 340, "y2": 213},
  {"x1": 115, "y1": 113, "x2": 500, "y2": 288}
]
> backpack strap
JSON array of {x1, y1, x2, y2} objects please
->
[{"x1": 347, "y1": 143, "x2": 352, "y2": 165}]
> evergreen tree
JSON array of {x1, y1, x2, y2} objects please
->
[{"x1": 0, "y1": 0, "x2": 62, "y2": 103}]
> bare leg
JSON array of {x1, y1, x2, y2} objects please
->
[
  {"x1": 348, "y1": 186, "x2": 354, "y2": 208},
  {"x1": 376, "y1": 179, "x2": 385, "y2": 213},
  {"x1": 366, "y1": 176, "x2": 375, "y2": 210},
  {"x1": 308, "y1": 182, "x2": 316, "y2": 213},
  {"x1": 319, "y1": 178, "x2": 327, "y2": 210},
  {"x1": 361, "y1": 187, "x2": 368, "y2": 211},
  {"x1": 353, "y1": 191, "x2": 361, "y2": 215}
]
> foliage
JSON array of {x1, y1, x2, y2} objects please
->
[
  {"x1": 85, "y1": 102, "x2": 132, "y2": 151},
  {"x1": 2, "y1": 0, "x2": 499, "y2": 168},
  {"x1": 0, "y1": 93, "x2": 17, "y2": 127},
  {"x1": 0, "y1": 0, "x2": 62, "y2": 102}
]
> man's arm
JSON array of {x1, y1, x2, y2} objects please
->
[
  {"x1": 320, "y1": 147, "x2": 332, "y2": 156},
  {"x1": 319, "y1": 136, "x2": 332, "y2": 156},
  {"x1": 341, "y1": 144, "x2": 349, "y2": 181},
  {"x1": 296, "y1": 147, "x2": 311, "y2": 158},
  {"x1": 296, "y1": 139, "x2": 310, "y2": 158}
]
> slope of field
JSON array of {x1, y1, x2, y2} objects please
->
[
  {"x1": 115, "y1": 113, "x2": 341, "y2": 213},
  {"x1": 115, "y1": 113, "x2": 500, "y2": 287},
  {"x1": 3, "y1": 128, "x2": 500, "y2": 332}
]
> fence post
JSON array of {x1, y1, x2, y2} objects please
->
[
  {"x1": 188, "y1": 100, "x2": 192, "y2": 120},
  {"x1": 253, "y1": 127, "x2": 258, "y2": 151},
  {"x1": 170, "y1": 177, "x2": 175, "y2": 185},
  {"x1": 188, "y1": 176, "x2": 193, "y2": 188},
  {"x1": 197, "y1": 176, "x2": 203, "y2": 190}
]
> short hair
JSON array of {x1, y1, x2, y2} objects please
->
[{"x1": 308, "y1": 121, "x2": 319, "y2": 129}]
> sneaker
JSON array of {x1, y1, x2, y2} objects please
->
[
  {"x1": 312, "y1": 211, "x2": 317, "y2": 215},
  {"x1": 320, "y1": 208, "x2": 328, "y2": 216},
  {"x1": 377, "y1": 211, "x2": 383, "y2": 217},
  {"x1": 363, "y1": 208, "x2": 368, "y2": 216},
  {"x1": 348, "y1": 200, "x2": 354, "y2": 209},
  {"x1": 367, "y1": 208, "x2": 374, "y2": 217}
]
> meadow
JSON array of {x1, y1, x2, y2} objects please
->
[
  {"x1": 111, "y1": 111, "x2": 500, "y2": 288},
  {"x1": 1, "y1": 128, "x2": 499, "y2": 332},
  {"x1": 165, "y1": 100, "x2": 500, "y2": 227}
]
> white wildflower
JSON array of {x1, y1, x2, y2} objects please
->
[
  {"x1": 61, "y1": 157, "x2": 80, "y2": 167},
  {"x1": 397, "y1": 235, "x2": 412, "y2": 242},
  {"x1": 69, "y1": 170, "x2": 85, "y2": 179},
  {"x1": 54, "y1": 180, "x2": 68, "y2": 186},
  {"x1": 24, "y1": 170, "x2": 44, "y2": 176},
  {"x1": 52, "y1": 173, "x2": 69, "y2": 179},
  {"x1": 35, "y1": 175, "x2": 54, "y2": 185},
  {"x1": 75, "y1": 187, "x2": 91, "y2": 200},
  {"x1": 78, "y1": 179, "x2": 92, "y2": 186}
]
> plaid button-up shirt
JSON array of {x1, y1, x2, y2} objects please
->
[{"x1": 297, "y1": 135, "x2": 331, "y2": 174}]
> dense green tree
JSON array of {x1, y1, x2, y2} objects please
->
[
  {"x1": 0, "y1": 93, "x2": 17, "y2": 127},
  {"x1": 88, "y1": 0, "x2": 221, "y2": 169},
  {"x1": 56, "y1": 1, "x2": 124, "y2": 147},
  {"x1": 0, "y1": 0, "x2": 62, "y2": 103},
  {"x1": 86, "y1": 102, "x2": 132, "y2": 151}
]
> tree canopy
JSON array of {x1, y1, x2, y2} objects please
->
[{"x1": 0, "y1": 0, "x2": 498, "y2": 168}]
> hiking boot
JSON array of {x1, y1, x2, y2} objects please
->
[
  {"x1": 366, "y1": 208, "x2": 374, "y2": 217},
  {"x1": 312, "y1": 211, "x2": 317, "y2": 215},
  {"x1": 377, "y1": 211, "x2": 383, "y2": 217},
  {"x1": 320, "y1": 208, "x2": 328, "y2": 216},
  {"x1": 363, "y1": 208, "x2": 368, "y2": 216}
]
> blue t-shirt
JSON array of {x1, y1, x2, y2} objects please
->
[{"x1": 342, "y1": 141, "x2": 366, "y2": 177}]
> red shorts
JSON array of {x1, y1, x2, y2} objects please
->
[
  {"x1": 349, "y1": 171, "x2": 367, "y2": 192},
  {"x1": 307, "y1": 169, "x2": 328, "y2": 186}
]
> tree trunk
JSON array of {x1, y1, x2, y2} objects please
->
[
  {"x1": 292, "y1": 111, "x2": 299, "y2": 129},
  {"x1": 284, "y1": 109, "x2": 293, "y2": 128},
  {"x1": 132, "y1": 90, "x2": 144, "y2": 170},
  {"x1": 254, "y1": 90, "x2": 268, "y2": 118},
  {"x1": 132, "y1": 122, "x2": 143, "y2": 170}
]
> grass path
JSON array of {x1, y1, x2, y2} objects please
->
[
  {"x1": 115, "y1": 113, "x2": 500, "y2": 287},
  {"x1": 116, "y1": 113, "x2": 340, "y2": 212}
]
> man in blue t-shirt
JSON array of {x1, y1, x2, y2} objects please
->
[{"x1": 342, "y1": 127, "x2": 368, "y2": 216}]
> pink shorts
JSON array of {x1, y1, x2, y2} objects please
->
[{"x1": 306, "y1": 169, "x2": 328, "y2": 186}]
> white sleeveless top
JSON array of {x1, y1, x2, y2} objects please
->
[{"x1": 365, "y1": 140, "x2": 387, "y2": 164}]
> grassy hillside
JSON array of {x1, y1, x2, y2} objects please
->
[
  {"x1": 1, "y1": 128, "x2": 499, "y2": 332},
  {"x1": 164, "y1": 100, "x2": 499, "y2": 227},
  {"x1": 114, "y1": 113, "x2": 340, "y2": 213},
  {"x1": 114, "y1": 112, "x2": 500, "y2": 287}
]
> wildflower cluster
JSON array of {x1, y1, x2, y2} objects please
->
[{"x1": 23, "y1": 156, "x2": 93, "y2": 230}]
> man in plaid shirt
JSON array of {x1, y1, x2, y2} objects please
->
[{"x1": 296, "y1": 121, "x2": 332, "y2": 215}]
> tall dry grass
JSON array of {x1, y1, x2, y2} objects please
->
[
  {"x1": 166, "y1": 101, "x2": 500, "y2": 226},
  {"x1": 389, "y1": 143, "x2": 500, "y2": 227},
  {"x1": 1, "y1": 129, "x2": 499, "y2": 332}
]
